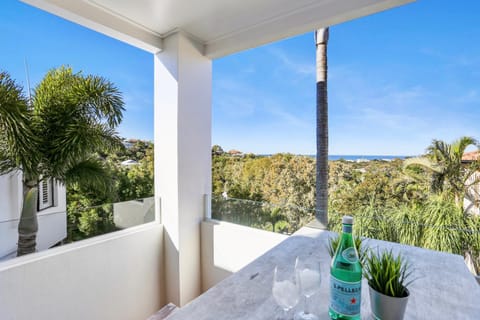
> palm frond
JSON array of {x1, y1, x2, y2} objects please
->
[
  {"x1": 45, "y1": 121, "x2": 122, "y2": 172},
  {"x1": 0, "y1": 71, "x2": 39, "y2": 176},
  {"x1": 451, "y1": 136, "x2": 478, "y2": 157},
  {"x1": 64, "y1": 158, "x2": 111, "y2": 193},
  {"x1": 403, "y1": 157, "x2": 443, "y2": 174},
  {"x1": 30, "y1": 66, "x2": 125, "y2": 180},
  {"x1": 76, "y1": 75, "x2": 125, "y2": 128}
]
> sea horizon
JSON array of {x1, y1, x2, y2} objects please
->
[
  {"x1": 325, "y1": 154, "x2": 407, "y2": 161},
  {"x1": 257, "y1": 154, "x2": 409, "y2": 161}
]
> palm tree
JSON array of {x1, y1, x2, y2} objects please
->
[
  {"x1": 265, "y1": 207, "x2": 287, "y2": 233},
  {"x1": 315, "y1": 28, "x2": 329, "y2": 228},
  {"x1": 404, "y1": 136, "x2": 480, "y2": 207},
  {"x1": 0, "y1": 67, "x2": 124, "y2": 256}
]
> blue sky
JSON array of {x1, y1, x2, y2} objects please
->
[{"x1": 2, "y1": 0, "x2": 480, "y2": 156}]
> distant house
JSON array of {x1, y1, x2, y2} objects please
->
[
  {"x1": 123, "y1": 138, "x2": 138, "y2": 149},
  {"x1": 462, "y1": 151, "x2": 480, "y2": 162},
  {"x1": 121, "y1": 159, "x2": 139, "y2": 166},
  {"x1": 0, "y1": 172, "x2": 67, "y2": 260},
  {"x1": 462, "y1": 151, "x2": 480, "y2": 215},
  {"x1": 228, "y1": 149, "x2": 243, "y2": 156}
]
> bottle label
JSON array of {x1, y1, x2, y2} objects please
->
[
  {"x1": 342, "y1": 248, "x2": 359, "y2": 263},
  {"x1": 330, "y1": 276, "x2": 361, "y2": 317}
]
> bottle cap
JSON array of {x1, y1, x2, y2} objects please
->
[{"x1": 342, "y1": 215, "x2": 354, "y2": 224}]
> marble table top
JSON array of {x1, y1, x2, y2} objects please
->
[{"x1": 167, "y1": 227, "x2": 480, "y2": 320}]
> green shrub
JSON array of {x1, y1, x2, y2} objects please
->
[
  {"x1": 421, "y1": 197, "x2": 464, "y2": 254},
  {"x1": 391, "y1": 205, "x2": 423, "y2": 247}
]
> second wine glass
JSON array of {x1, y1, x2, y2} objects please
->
[
  {"x1": 272, "y1": 265, "x2": 300, "y2": 319},
  {"x1": 294, "y1": 256, "x2": 321, "y2": 320}
]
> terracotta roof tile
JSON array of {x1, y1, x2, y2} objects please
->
[{"x1": 462, "y1": 151, "x2": 480, "y2": 161}]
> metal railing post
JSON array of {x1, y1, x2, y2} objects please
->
[{"x1": 204, "y1": 194, "x2": 212, "y2": 219}]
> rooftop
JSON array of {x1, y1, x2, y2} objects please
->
[{"x1": 462, "y1": 151, "x2": 480, "y2": 162}]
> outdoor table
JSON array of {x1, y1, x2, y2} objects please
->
[{"x1": 166, "y1": 227, "x2": 480, "y2": 320}]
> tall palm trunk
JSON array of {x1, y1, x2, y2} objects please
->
[
  {"x1": 315, "y1": 28, "x2": 329, "y2": 229},
  {"x1": 17, "y1": 181, "x2": 38, "y2": 256}
]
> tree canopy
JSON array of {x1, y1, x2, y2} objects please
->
[{"x1": 0, "y1": 67, "x2": 125, "y2": 255}]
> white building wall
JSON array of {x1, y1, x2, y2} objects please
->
[
  {"x1": 464, "y1": 172, "x2": 480, "y2": 216},
  {"x1": 0, "y1": 173, "x2": 67, "y2": 259},
  {"x1": 0, "y1": 173, "x2": 23, "y2": 258}
]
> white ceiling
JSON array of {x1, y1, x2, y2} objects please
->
[{"x1": 21, "y1": 0, "x2": 414, "y2": 58}]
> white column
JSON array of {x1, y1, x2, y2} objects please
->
[{"x1": 154, "y1": 32, "x2": 212, "y2": 306}]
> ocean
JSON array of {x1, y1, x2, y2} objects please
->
[
  {"x1": 326, "y1": 155, "x2": 407, "y2": 161},
  {"x1": 259, "y1": 154, "x2": 409, "y2": 161}
]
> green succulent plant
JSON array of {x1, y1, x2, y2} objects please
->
[{"x1": 363, "y1": 249, "x2": 414, "y2": 298}]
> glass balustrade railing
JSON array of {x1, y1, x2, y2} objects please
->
[
  {"x1": 0, "y1": 196, "x2": 156, "y2": 261},
  {"x1": 211, "y1": 195, "x2": 480, "y2": 278},
  {"x1": 211, "y1": 195, "x2": 315, "y2": 235},
  {"x1": 66, "y1": 196, "x2": 155, "y2": 243}
]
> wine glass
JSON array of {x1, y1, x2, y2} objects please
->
[
  {"x1": 272, "y1": 265, "x2": 300, "y2": 319},
  {"x1": 294, "y1": 256, "x2": 321, "y2": 320}
]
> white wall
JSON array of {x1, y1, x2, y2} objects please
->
[
  {"x1": 0, "y1": 223, "x2": 164, "y2": 320},
  {"x1": 0, "y1": 174, "x2": 23, "y2": 256},
  {"x1": 201, "y1": 219, "x2": 288, "y2": 291},
  {"x1": 0, "y1": 172, "x2": 21, "y2": 257},
  {"x1": 0, "y1": 173, "x2": 67, "y2": 259}
]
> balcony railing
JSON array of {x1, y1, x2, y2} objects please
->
[
  {"x1": 212, "y1": 196, "x2": 480, "y2": 278},
  {"x1": 66, "y1": 196, "x2": 155, "y2": 244},
  {"x1": 212, "y1": 195, "x2": 314, "y2": 234}
]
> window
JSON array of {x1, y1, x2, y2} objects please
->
[{"x1": 38, "y1": 178, "x2": 54, "y2": 211}]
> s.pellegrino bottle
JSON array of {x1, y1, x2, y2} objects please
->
[{"x1": 329, "y1": 215, "x2": 362, "y2": 320}]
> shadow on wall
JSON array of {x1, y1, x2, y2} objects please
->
[{"x1": 200, "y1": 219, "x2": 288, "y2": 291}]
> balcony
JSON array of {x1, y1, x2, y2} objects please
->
[
  {"x1": 2, "y1": 195, "x2": 479, "y2": 319},
  {"x1": 1, "y1": 0, "x2": 442, "y2": 319}
]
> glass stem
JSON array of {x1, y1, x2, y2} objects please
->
[{"x1": 304, "y1": 295, "x2": 309, "y2": 314}]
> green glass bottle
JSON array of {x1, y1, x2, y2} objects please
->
[{"x1": 329, "y1": 215, "x2": 362, "y2": 320}]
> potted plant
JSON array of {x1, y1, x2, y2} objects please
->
[{"x1": 363, "y1": 249, "x2": 414, "y2": 320}]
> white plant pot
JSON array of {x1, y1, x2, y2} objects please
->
[{"x1": 369, "y1": 286, "x2": 409, "y2": 320}]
